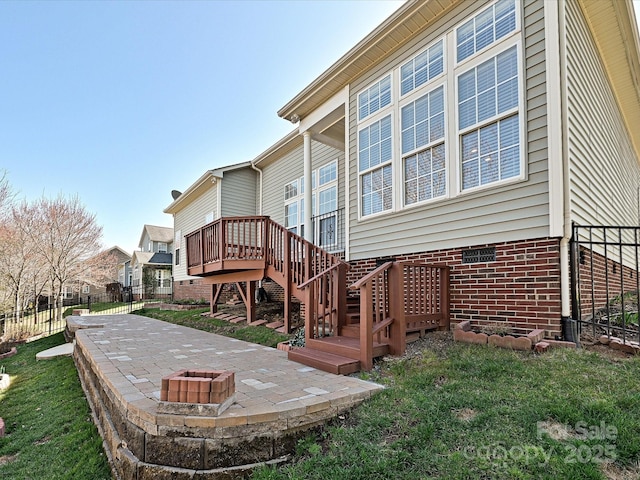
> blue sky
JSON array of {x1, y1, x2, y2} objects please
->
[
  {"x1": 0, "y1": 0, "x2": 403, "y2": 253},
  {"x1": 1, "y1": 1, "x2": 640, "y2": 254}
]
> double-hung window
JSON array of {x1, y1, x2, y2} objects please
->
[
  {"x1": 401, "y1": 85, "x2": 446, "y2": 205},
  {"x1": 358, "y1": 74, "x2": 393, "y2": 218},
  {"x1": 284, "y1": 179, "x2": 299, "y2": 234},
  {"x1": 359, "y1": 114, "x2": 393, "y2": 216},
  {"x1": 456, "y1": 0, "x2": 521, "y2": 191}
]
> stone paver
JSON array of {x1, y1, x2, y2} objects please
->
[{"x1": 70, "y1": 314, "x2": 383, "y2": 434}]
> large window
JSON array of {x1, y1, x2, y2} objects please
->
[
  {"x1": 458, "y1": 45, "x2": 520, "y2": 190},
  {"x1": 359, "y1": 115, "x2": 393, "y2": 216},
  {"x1": 401, "y1": 86, "x2": 447, "y2": 205},
  {"x1": 284, "y1": 161, "x2": 337, "y2": 246},
  {"x1": 353, "y1": 0, "x2": 521, "y2": 219}
]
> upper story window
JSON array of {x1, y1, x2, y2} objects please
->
[
  {"x1": 401, "y1": 85, "x2": 446, "y2": 205},
  {"x1": 158, "y1": 242, "x2": 168, "y2": 253},
  {"x1": 319, "y1": 162, "x2": 337, "y2": 186},
  {"x1": 456, "y1": 0, "x2": 516, "y2": 63},
  {"x1": 284, "y1": 180, "x2": 298, "y2": 200},
  {"x1": 400, "y1": 40, "x2": 444, "y2": 96},
  {"x1": 458, "y1": 45, "x2": 518, "y2": 130},
  {"x1": 358, "y1": 75, "x2": 391, "y2": 121},
  {"x1": 359, "y1": 115, "x2": 393, "y2": 216},
  {"x1": 458, "y1": 45, "x2": 520, "y2": 190}
]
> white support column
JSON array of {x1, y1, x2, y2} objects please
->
[{"x1": 303, "y1": 131, "x2": 313, "y2": 242}]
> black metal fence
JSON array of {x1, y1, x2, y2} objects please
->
[
  {"x1": 570, "y1": 224, "x2": 640, "y2": 344},
  {"x1": 1, "y1": 303, "x2": 67, "y2": 341},
  {"x1": 1, "y1": 289, "x2": 167, "y2": 342}
]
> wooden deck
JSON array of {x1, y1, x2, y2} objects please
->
[{"x1": 185, "y1": 216, "x2": 450, "y2": 374}]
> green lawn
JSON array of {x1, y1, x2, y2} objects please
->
[
  {"x1": 253, "y1": 341, "x2": 640, "y2": 480},
  {"x1": 135, "y1": 307, "x2": 290, "y2": 347},
  {"x1": 1, "y1": 315, "x2": 639, "y2": 479},
  {"x1": 0, "y1": 333, "x2": 111, "y2": 479}
]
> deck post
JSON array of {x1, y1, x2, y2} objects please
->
[
  {"x1": 359, "y1": 282, "x2": 373, "y2": 371},
  {"x1": 336, "y1": 263, "x2": 347, "y2": 331},
  {"x1": 210, "y1": 284, "x2": 221, "y2": 315},
  {"x1": 284, "y1": 230, "x2": 292, "y2": 333},
  {"x1": 439, "y1": 266, "x2": 450, "y2": 330},
  {"x1": 305, "y1": 280, "x2": 315, "y2": 344},
  {"x1": 388, "y1": 263, "x2": 406, "y2": 356}
]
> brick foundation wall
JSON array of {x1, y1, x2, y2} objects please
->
[
  {"x1": 347, "y1": 237, "x2": 563, "y2": 338},
  {"x1": 173, "y1": 280, "x2": 235, "y2": 304}
]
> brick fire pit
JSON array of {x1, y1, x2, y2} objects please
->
[{"x1": 159, "y1": 369, "x2": 235, "y2": 416}]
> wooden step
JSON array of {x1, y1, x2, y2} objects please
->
[
  {"x1": 340, "y1": 324, "x2": 360, "y2": 338},
  {"x1": 288, "y1": 347, "x2": 360, "y2": 375},
  {"x1": 306, "y1": 336, "x2": 389, "y2": 360},
  {"x1": 345, "y1": 312, "x2": 360, "y2": 325}
]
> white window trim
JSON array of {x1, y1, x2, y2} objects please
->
[
  {"x1": 454, "y1": 0, "x2": 521, "y2": 67},
  {"x1": 284, "y1": 160, "x2": 338, "y2": 237},
  {"x1": 399, "y1": 37, "x2": 446, "y2": 99},
  {"x1": 353, "y1": 0, "x2": 524, "y2": 222},
  {"x1": 454, "y1": 38, "x2": 526, "y2": 196},
  {"x1": 357, "y1": 74, "x2": 393, "y2": 123},
  {"x1": 357, "y1": 112, "x2": 395, "y2": 220},
  {"x1": 399, "y1": 81, "x2": 449, "y2": 208}
]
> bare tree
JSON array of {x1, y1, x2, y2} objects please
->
[{"x1": 21, "y1": 195, "x2": 104, "y2": 321}]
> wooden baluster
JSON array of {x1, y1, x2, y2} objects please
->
[{"x1": 360, "y1": 281, "x2": 373, "y2": 371}]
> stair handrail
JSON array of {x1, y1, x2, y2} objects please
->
[
  {"x1": 348, "y1": 261, "x2": 404, "y2": 370},
  {"x1": 297, "y1": 261, "x2": 348, "y2": 290},
  {"x1": 349, "y1": 261, "x2": 393, "y2": 289}
]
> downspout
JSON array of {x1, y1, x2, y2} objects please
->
[
  {"x1": 250, "y1": 161, "x2": 264, "y2": 294},
  {"x1": 554, "y1": 0, "x2": 579, "y2": 345},
  {"x1": 250, "y1": 162, "x2": 263, "y2": 215}
]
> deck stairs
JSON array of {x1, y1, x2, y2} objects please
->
[{"x1": 185, "y1": 216, "x2": 450, "y2": 374}]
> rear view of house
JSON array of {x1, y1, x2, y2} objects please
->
[{"x1": 174, "y1": 0, "x2": 640, "y2": 371}]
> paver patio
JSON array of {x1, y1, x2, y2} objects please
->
[{"x1": 69, "y1": 314, "x2": 383, "y2": 478}]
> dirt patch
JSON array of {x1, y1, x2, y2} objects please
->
[
  {"x1": 536, "y1": 420, "x2": 574, "y2": 441},
  {"x1": 0, "y1": 454, "x2": 17, "y2": 466},
  {"x1": 401, "y1": 330, "x2": 454, "y2": 359},
  {"x1": 601, "y1": 461, "x2": 640, "y2": 480},
  {"x1": 217, "y1": 301, "x2": 301, "y2": 327},
  {"x1": 453, "y1": 408, "x2": 477, "y2": 422},
  {"x1": 34, "y1": 435, "x2": 52, "y2": 446}
]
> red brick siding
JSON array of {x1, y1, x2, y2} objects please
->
[{"x1": 347, "y1": 237, "x2": 563, "y2": 338}]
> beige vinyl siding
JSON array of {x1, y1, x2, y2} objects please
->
[
  {"x1": 565, "y1": 0, "x2": 640, "y2": 230},
  {"x1": 172, "y1": 184, "x2": 218, "y2": 281},
  {"x1": 347, "y1": 0, "x2": 550, "y2": 260},
  {"x1": 220, "y1": 168, "x2": 258, "y2": 217},
  {"x1": 261, "y1": 140, "x2": 344, "y2": 225}
]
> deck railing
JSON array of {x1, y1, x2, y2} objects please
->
[
  {"x1": 350, "y1": 261, "x2": 450, "y2": 370},
  {"x1": 298, "y1": 262, "x2": 348, "y2": 341}
]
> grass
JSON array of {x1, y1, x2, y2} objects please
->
[
  {"x1": 0, "y1": 333, "x2": 111, "y2": 479},
  {"x1": 253, "y1": 342, "x2": 640, "y2": 480},
  {"x1": 2, "y1": 312, "x2": 640, "y2": 479},
  {"x1": 135, "y1": 307, "x2": 290, "y2": 347}
]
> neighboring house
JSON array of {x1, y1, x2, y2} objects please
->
[
  {"x1": 80, "y1": 246, "x2": 131, "y2": 297},
  {"x1": 170, "y1": 0, "x2": 640, "y2": 370},
  {"x1": 163, "y1": 162, "x2": 258, "y2": 300},
  {"x1": 118, "y1": 259, "x2": 132, "y2": 289},
  {"x1": 62, "y1": 246, "x2": 131, "y2": 304},
  {"x1": 131, "y1": 225, "x2": 174, "y2": 299}
]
